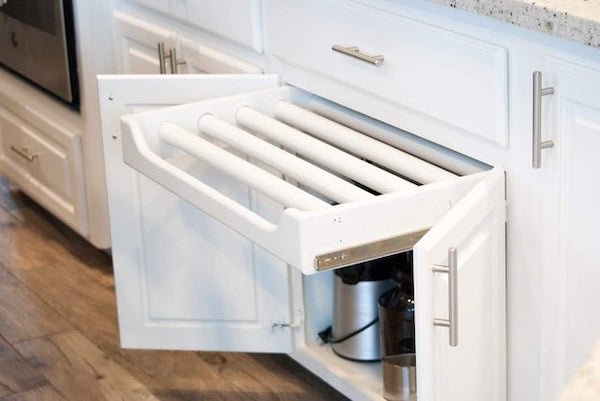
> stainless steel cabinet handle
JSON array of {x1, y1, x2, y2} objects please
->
[
  {"x1": 532, "y1": 71, "x2": 555, "y2": 169},
  {"x1": 433, "y1": 247, "x2": 458, "y2": 347},
  {"x1": 331, "y1": 44, "x2": 384, "y2": 66},
  {"x1": 157, "y1": 42, "x2": 168, "y2": 74},
  {"x1": 10, "y1": 145, "x2": 37, "y2": 162},
  {"x1": 167, "y1": 48, "x2": 186, "y2": 74},
  {"x1": 157, "y1": 43, "x2": 186, "y2": 74}
]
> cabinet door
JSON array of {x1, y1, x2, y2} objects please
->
[
  {"x1": 113, "y1": 10, "x2": 177, "y2": 74},
  {"x1": 98, "y1": 74, "x2": 295, "y2": 352},
  {"x1": 130, "y1": 0, "x2": 170, "y2": 14},
  {"x1": 538, "y1": 58, "x2": 600, "y2": 400},
  {"x1": 414, "y1": 167, "x2": 506, "y2": 401},
  {"x1": 184, "y1": 0, "x2": 263, "y2": 52},
  {"x1": 179, "y1": 37, "x2": 262, "y2": 74}
]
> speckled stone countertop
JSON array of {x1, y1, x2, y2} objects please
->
[
  {"x1": 560, "y1": 339, "x2": 600, "y2": 401},
  {"x1": 428, "y1": 0, "x2": 600, "y2": 48}
]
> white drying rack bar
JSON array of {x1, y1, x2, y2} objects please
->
[
  {"x1": 308, "y1": 95, "x2": 487, "y2": 176},
  {"x1": 275, "y1": 101, "x2": 459, "y2": 184},
  {"x1": 236, "y1": 106, "x2": 416, "y2": 194},
  {"x1": 158, "y1": 122, "x2": 330, "y2": 211},
  {"x1": 198, "y1": 114, "x2": 374, "y2": 203}
]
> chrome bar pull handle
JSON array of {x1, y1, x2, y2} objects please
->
[
  {"x1": 167, "y1": 48, "x2": 186, "y2": 74},
  {"x1": 331, "y1": 44, "x2": 384, "y2": 66},
  {"x1": 157, "y1": 42, "x2": 167, "y2": 74},
  {"x1": 10, "y1": 145, "x2": 37, "y2": 162},
  {"x1": 532, "y1": 71, "x2": 555, "y2": 169},
  {"x1": 433, "y1": 247, "x2": 458, "y2": 347}
]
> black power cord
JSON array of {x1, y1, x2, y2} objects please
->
[{"x1": 318, "y1": 317, "x2": 379, "y2": 345}]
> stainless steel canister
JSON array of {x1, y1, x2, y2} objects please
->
[
  {"x1": 382, "y1": 354, "x2": 417, "y2": 401},
  {"x1": 331, "y1": 261, "x2": 395, "y2": 361}
]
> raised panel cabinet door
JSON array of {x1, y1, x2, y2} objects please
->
[
  {"x1": 179, "y1": 37, "x2": 262, "y2": 74},
  {"x1": 184, "y1": 0, "x2": 263, "y2": 52},
  {"x1": 413, "y1": 167, "x2": 506, "y2": 401},
  {"x1": 113, "y1": 10, "x2": 177, "y2": 74},
  {"x1": 97, "y1": 74, "x2": 295, "y2": 352},
  {"x1": 131, "y1": 0, "x2": 170, "y2": 14},
  {"x1": 538, "y1": 58, "x2": 600, "y2": 401}
]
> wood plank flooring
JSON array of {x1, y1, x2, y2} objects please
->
[{"x1": 0, "y1": 177, "x2": 348, "y2": 401}]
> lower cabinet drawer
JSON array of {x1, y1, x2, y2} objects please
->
[
  {"x1": 0, "y1": 108, "x2": 86, "y2": 232},
  {"x1": 265, "y1": 0, "x2": 509, "y2": 147}
]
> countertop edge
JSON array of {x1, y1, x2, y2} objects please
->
[{"x1": 427, "y1": 0, "x2": 600, "y2": 49}]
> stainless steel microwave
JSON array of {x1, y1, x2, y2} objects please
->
[{"x1": 0, "y1": 0, "x2": 79, "y2": 108}]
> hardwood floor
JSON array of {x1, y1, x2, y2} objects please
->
[{"x1": 0, "y1": 177, "x2": 348, "y2": 401}]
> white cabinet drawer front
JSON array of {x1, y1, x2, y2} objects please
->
[
  {"x1": 0, "y1": 109, "x2": 84, "y2": 230},
  {"x1": 185, "y1": 0, "x2": 262, "y2": 52},
  {"x1": 1, "y1": 111, "x2": 71, "y2": 200},
  {"x1": 266, "y1": 0, "x2": 508, "y2": 147}
]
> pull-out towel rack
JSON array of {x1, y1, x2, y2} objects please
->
[{"x1": 120, "y1": 85, "x2": 490, "y2": 274}]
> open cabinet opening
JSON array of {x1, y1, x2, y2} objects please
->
[
  {"x1": 99, "y1": 75, "x2": 506, "y2": 401},
  {"x1": 298, "y1": 252, "x2": 416, "y2": 400}
]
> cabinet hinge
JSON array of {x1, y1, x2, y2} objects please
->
[
  {"x1": 271, "y1": 321, "x2": 302, "y2": 329},
  {"x1": 270, "y1": 309, "x2": 304, "y2": 329}
]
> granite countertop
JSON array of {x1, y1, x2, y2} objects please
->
[
  {"x1": 560, "y1": 339, "x2": 600, "y2": 401},
  {"x1": 428, "y1": 0, "x2": 600, "y2": 48}
]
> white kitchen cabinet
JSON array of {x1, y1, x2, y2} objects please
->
[
  {"x1": 130, "y1": 0, "x2": 170, "y2": 14},
  {"x1": 98, "y1": 74, "x2": 291, "y2": 352},
  {"x1": 126, "y1": 0, "x2": 263, "y2": 52},
  {"x1": 183, "y1": 0, "x2": 263, "y2": 52},
  {"x1": 178, "y1": 37, "x2": 262, "y2": 74},
  {"x1": 537, "y1": 57, "x2": 600, "y2": 401},
  {"x1": 100, "y1": 2, "x2": 600, "y2": 401},
  {"x1": 113, "y1": 10, "x2": 177, "y2": 74},
  {"x1": 113, "y1": 10, "x2": 262, "y2": 75},
  {"x1": 98, "y1": 74, "x2": 506, "y2": 401},
  {"x1": 0, "y1": 106, "x2": 87, "y2": 232},
  {"x1": 0, "y1": 73, "x2": 87, "y2": 234},
  {"x1": 265, "y1": 0, "x2": 508, "y2": 150}
]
